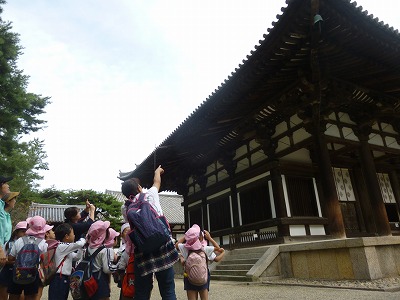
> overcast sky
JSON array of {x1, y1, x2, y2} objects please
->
[{"x1": 2, "y1": 1, "x2": 399, "y2": 193}]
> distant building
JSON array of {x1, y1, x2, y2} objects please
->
[
  {"x1": 28, "y1": 202, "x2": 86, "y2": 226},
  {"x1": 105, "y1": 190, "x2": 186, "y2": 239}
]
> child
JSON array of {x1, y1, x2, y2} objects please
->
[
  {"x1": 8, "y1": 216, "x2": 51, "y2": 300},
  {"x1": 104, "y1": 228, "x2": 120, "y2": 250},
  {"x1": 48, "y1": 223, "x2": 86, "y2": 300},
  {"x1": 86, "y1": 221, "x2": 118, "y2": 300},
  {"x1": 112, "y1": 223, "x2": 132, "y2": 300},
  {"x1": 116, "y1": 223, "x2": 130, "y2": 261},
  {"x1": 176, "y1": 224, "x2": 225, "y2": 300},
  {"x1": 0, "y1": 220, "x2": 27, "y2": 300},
  {"x1": 37, "y1": 225, "x2": 58, "y2": 299}
]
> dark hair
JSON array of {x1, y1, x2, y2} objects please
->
[
  {"x1": 55, "y1": 223, "x2": 73, "y2": 241},
  {"x1": 121, "y1": 178, "x2": 141, "y2": 198},
  {"x1": 6, "y1": 228, "x2": 26, "y2": 251},
  {"x1": 64, "y1": 207, "x2": 80, "y2": 222}
]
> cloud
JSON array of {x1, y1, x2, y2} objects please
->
[{"x1": 3, "y1": 0, "x2": 399, "y2": 192}]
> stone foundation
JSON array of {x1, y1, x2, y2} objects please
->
[{"x1": 249, "y1": 237, "x2": 400, "y2": 280}]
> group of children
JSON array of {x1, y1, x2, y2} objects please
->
[
  {"x1": 1, "y1": 200, "x2": 224, "y2": 300},
  {"x1": 0, "y1": 217, "x2": 225, "y2": 300},
  {"x1": 0, "y1": 213, "x2": 132, "y2": 300}
]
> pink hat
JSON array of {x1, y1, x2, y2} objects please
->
[
  {"x1": 26, "y1": 216, "x2": 54, "y2": 239},
  {"x1": 13, "y1": 221, "x2": 28, "y2": 232},
  {"x1": 104, "y1": 228, "x2": 120, "y2": 248},
  {"x1": 88, "y1": 221, "x2": 110, "y2": 248},
  {"x1": 184, "y1": 224, "x2": 204, "y2": 251}
]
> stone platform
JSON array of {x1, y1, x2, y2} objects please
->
[{"x1": 248, "y1": 236, "x2": 400, "y2": 281}]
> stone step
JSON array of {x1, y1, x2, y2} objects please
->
[
  {"x1": 212, "y1": 269, "x2": 248, "y2": 276},
  {"x1": 210, "y1": 274, "x2": 253, "y2": 282},
  {"x1": 230, "y1": 246, "x2": 270, "y2": 255},
  {"x1": 227, "y1": 253, "x2": 265, "y2": 260},
  {"x1": 216, "y1": 264, "x2": 254, "y2": 271},
  {"x1": 219, "y1": 258, "x2": 259, "y2": 265}
]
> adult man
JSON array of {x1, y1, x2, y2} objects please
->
[{"x1": 121, "y1": 165, "x2": 178, "y2": 300}]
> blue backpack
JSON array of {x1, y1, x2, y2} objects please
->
[
  {"x1": 126, "y1": 193, "x2": 171, "y2": 254},
  {"x1": 13, "y1": 236, "x2": 42, "y2": 284},
  {"x1": 69, "y1": 246, "x2": 105, "y2": 300}
]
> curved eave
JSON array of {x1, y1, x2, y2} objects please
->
[{"x1": 119, "y1": 0, "x2": 400, "y2": 191}]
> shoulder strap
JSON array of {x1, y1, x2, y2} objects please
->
[
  {"x1": 138, "y1": 193, "x2": 146, "y2": 202},
  {"x1": 56, "y1": 254, "x2": 68, "y2": 272},
  {"x1": 21, "y1": 236, "x2": 41, "y2": 245},
  {"x1": 87, "y1": 245, "x2": 105, "y2": 260},
  {"x1": 22, "y1": 236, "x2": 29, "y2": 245}
]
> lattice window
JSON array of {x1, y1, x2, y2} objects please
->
[
  {"x1": 209, "y1": 197, "x2": 231, "y2": 231},
  {"x1": 239, "y1": 185, "x2": 272, "y2": 225},
  {"x1": 377, "y1": 173, "x2": 396, "y2": 204},
  {"x1": 285, "y1": 176, "x2": 318, "y2": 217},
  {"x1": 332, "y1": 168, "x2": 356, "y2": 202}
]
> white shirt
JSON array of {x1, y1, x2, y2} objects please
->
[
  {"x1": 87, "y1": 247, "x2": 116, "y2": 274},
  {"x1": 10, "y1": 236, "x2": 48, "y2": 257},
  {"x1": 55, "y1": 238, "x2": 86, "y2": 276},
  {"x1": 117, "y1": 250, "x2": 129, "y2": 270},
  {"x1": 178, "y1": 244, "x2": 217, "y2": 261},
  {"x1": 134, "y1": 186, "x2": 163, "y2": 216}
]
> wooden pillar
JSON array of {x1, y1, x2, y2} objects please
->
[
  {"x1": 270, "y1": 162, "x2": 290, "y2": 236},
  {"x1": 389, "y1": 170, "x2": 400, "y2": 211},
  {"x1": 354, "y1": 125, "x2": 391, "y2": 236},
  {"x1": 312, "y1": 123, "x2": 346, "y2": 238},
  {"x1": 230, "y1": 185, "x2": 240, "y2": 228},
  {"x1": 183, "y1": 202, "x2": 190, "y2": 232},
  {"x1": 301, "y1": 0, "x2": 344, "y2": 238},
  {"x1": 219, "y1": 149, "x2": 240, "y2": 228},
  {"x1": 256, "y1": 123, "x2": 289, "y2": 237},
  {"x1": 353, "y1": 166, "x2": 377, "y2": 234},
  {"x1": 193, "y1": 167, "x2": 209, "y2": 231},
  {"x1": 176, "y1": 172, "x2": 190, "y2": 231},
  {"x1": 201, "y1": 198, "x2": 208, "y2": 231}
]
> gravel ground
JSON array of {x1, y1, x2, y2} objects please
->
[{"x1": 38, "y1": 276, "x2": 400, "y2": 300}]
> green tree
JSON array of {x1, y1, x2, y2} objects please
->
[
  {"x1": 33, "y1": 188, "x2": 123, "y2": 231},
  {"x1": 0, "y1": 1, "x2": 50, "y2": 192}
]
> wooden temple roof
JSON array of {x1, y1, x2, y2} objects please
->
[{"x1": 119, "y1": 0, "x2": 400, "y2": 192}]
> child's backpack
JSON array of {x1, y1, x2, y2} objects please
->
[
  {"x1": 184, "y1": 249, "x2": 208, "y2": 286},
  {"x1": 69, "y1": 246, "x2": 104, "y2": 300},
  {"x1": 13, "y1": 236, "x2": 42, "y2": 285},
  {"x1": 121, "y1": 254, "x2": 135, "y2": 298},
  {"x1": 38, "y1": 240, "x2": 67, "y2": 286},
  {"x1": 126, "y1": 193, "x2": 171, "y2": 254}
]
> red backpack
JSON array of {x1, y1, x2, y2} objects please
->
[
  {"x1": 121, "y1": 254, "x2": 135, "y2": 298},
  {"x1": 38, "y1": 240, "x2": 67, "y2": 286}
]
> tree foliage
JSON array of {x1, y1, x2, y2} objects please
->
[
  {"x1": 36, "y1": 188, "x2": 123, "y2": 231},
  {"x1": 0, "y1": 0, "x2": 50, "y2": 193}
]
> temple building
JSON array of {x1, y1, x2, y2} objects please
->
[{"x1": 119, "y1": 0, "x2": 400, "y2": 252}]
